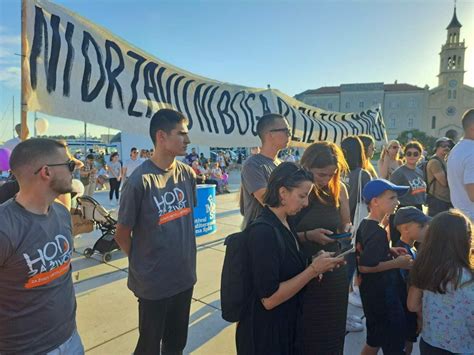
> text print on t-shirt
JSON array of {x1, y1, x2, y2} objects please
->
[
  {"x1": 408, "y1": 176, "x2": 426, "y2": 195},
  {"x1": 153, "y1": 187, "x2": 191, "y2": 225},
  {"x1": 23, "y1": 234, "x2": 72, "y2": 289}
]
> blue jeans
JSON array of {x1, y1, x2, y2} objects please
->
[{"x1": 46, "y1": 328, "x2": 84, "y2": 355}]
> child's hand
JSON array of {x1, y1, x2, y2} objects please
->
[
  {"x1": 394, "y1": 254, "x2": 413, "y2": 269},
  {"x1": 390, "y1": 247, "x2": 408, "y2": 257}
]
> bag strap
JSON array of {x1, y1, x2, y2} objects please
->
[{"x1": 249, "y1": 218, "x2": 286, "y2": 260}]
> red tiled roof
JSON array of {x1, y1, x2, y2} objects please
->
[{"x1": 295, "y1": 83, "x2": 424, "y2": 97}]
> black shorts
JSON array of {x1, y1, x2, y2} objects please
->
[{"x1": 360, "y1": 278, "x2": 406, "y2": 354}]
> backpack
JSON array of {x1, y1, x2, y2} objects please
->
[
  {"x1": 421, "y1": 156, "x2": 446, "y2": 195},
  {"x1": 220, "y1": 217, "x2": 285, "y2": 322}
]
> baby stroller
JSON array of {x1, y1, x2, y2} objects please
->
[{"x1": 76, "y1": 195, "x2": 119, "y2": 263}]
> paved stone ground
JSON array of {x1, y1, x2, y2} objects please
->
[{"x1": 72, "y1": 169, "x2": 420, "y2": 354}]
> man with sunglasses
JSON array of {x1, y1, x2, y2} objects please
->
[
  {"x1": 425, "y1": 137, "x2": 453, "y2": 216},
  {"x1": 122, "y1": 147, "x2": 143, "y2": 185},
  {"x1": 240, "y1": 113, "x2": 291, "y2": 228},
  {"x1": 0, "y1": 138, "x2": 83, "y2": 354}
]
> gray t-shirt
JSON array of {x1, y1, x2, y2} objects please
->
[
  {"x1": 0, "y1": 200, "x2": 76, "y2": 354},
  {"x1": 390, "y1": 165, "x2": 427, "y2": 206},
  {"x1": 118, "y1": 159, "x2": 197, "y2": 300},
  {"x1": 241, "y1": 154, "x2": 280, "y2": 228},
  {"x1": 345, "y1": 168, "x2": 372, "y2": 221},
  {"x1": 107, "y1": 161, "x2": 122, "y2": 178}
]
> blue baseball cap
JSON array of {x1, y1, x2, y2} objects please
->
[
  {"x1": 394, "y1": 206, "x2": 432, "y2": 226},
  {"x1": 362, "y1": 179, "x2": 409, "y2": 203}
]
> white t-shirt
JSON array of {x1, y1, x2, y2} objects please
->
[
  {"x1": 447, "y1": 138, "x2": 474, "y2": 221},
  {"x1": 123, "y1": 158, "x2": 143, "y2": 177},
  {"x1": 2, "y1": 137, "x2": 21, "y2": 152}
]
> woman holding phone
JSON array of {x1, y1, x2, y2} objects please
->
[{"x1": 291, "y1": 142, "x2": 358, "y2": 354}]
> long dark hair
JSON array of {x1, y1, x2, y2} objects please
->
[
  {"x1": 263, "y1": 162, "x2": 313, "y2": 207},
  {"x1": 341, "y1": 135, "x2": 367, "y2": 171},
  {"x1": 410, "y1": 210, "x2": 473, "y2": 293}
]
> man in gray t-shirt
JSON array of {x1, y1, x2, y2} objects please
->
[
  {"x1": 115, "y1": 109, "x2": 197, "y2": 354},
  {"x1": 0, "y1": 138, "x2": 83, "y2": 354},
  {"x1": 240, "y1": 113, "x2": 291, "y2": 228}
]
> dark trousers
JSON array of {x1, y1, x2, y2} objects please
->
[
  {"x1": 109, "y1": 178, "x2": 121, "y2": 200},
  {"x1": 135, "y1": 287, "x2": 193, "y2": 355},
  {"x1": 420, "y1": 338, "x2": 454, "y2": 355},
  {"x1": 427, "y1": 195, "x2": 452, "y2": 217}
]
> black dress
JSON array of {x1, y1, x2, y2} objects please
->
[
  {"x1": 294, "y1": 193, "x2": 348, "y2": 355},
  {"x1": 236, "y1": 207, "x2": 307, "y2": 355}
]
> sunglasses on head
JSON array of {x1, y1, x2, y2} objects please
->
[
  {"x1": 34, "y1": 160, "x2": 76, "y2": 175},
  {"x1": 405, "y1": 151, "x2": 420, "y2": 158},
  {"x1": 439, "y1": 143, "x2": 451, "y2": 148}
]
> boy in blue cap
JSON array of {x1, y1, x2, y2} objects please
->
[
  {"x1": 393, "y1": 207, "x2": 431, "y2": 355},
  {"x1": 356, "y1": 179, "x2": 414, "y2": 355}
]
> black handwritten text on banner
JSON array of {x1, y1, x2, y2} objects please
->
[{"x1": 25, "y1": 0, "x2": 387, "y2": 147}]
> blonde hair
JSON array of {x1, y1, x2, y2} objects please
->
[{"x1": 380, "y1": 139, "x2": 402, "y2": 162}]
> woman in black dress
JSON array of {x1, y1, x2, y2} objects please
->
[
  {"x1": 292, "y1": 142, "x2": 353, "y2": 355},
  {"x1": 236, "y1": 162, "x2": 346, "y2": 355}
]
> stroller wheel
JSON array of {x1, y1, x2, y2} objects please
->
[
  {"x1": 102, "y1": 252, "x2": 112, "y2": 263},
  {"x1": 83, "y1": 248, "x2": 94, "y2": 258}
]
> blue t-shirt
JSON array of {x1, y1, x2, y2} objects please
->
[{"x1": 421, "y1": 269, "x2": 474, "y2": 354}]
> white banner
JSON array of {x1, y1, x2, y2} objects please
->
[{"x1": 25, "y1": 0, "x2": 387, "y2": 147}]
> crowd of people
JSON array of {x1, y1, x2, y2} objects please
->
[{"x1": 0, "y1": 107, "x2": 472, "y2": 355}]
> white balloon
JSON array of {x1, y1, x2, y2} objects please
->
[
  {"x1": 35, "y1": 117, "x2": 49, "y2": 135},
  {"x1": 71, "y1": 179, "x2": 85, "y2": 197}
]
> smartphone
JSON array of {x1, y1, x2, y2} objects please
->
[
  {"x1": 329, "y1": 232, "x2": 352, "y2": 240},
  {"x1": 335, "y1": 246, "x2": 355, "y2": 257}
]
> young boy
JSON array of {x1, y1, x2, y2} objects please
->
[
  {"x1": 394, "y1": 207, "x2": 431, "y2": 355},
  {"x1": 356, "y1": 179, "x2": 414, "y2": 355}
]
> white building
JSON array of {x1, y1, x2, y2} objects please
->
[{"x1": 295, "y1": 7, "x2": 474, "y2": 140}]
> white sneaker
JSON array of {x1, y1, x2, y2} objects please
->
[
  {"x1": 348, "y1": 291, "x2": 363, "y2": 308},
  {"x1": 346, "y1": 318, "x2": 364, "y2": 332}
]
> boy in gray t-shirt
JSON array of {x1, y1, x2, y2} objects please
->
[{"x1": 115, "y1": 109, "x2": 197, "y2": 354}]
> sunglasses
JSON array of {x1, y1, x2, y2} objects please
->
[
  {"x1": 34, "y1": 160, "x2": 76, "y2": 175},
  {"x1": 270, "y1": 128, "x2": 291, "y2": 136},
  {"x1": 390, "y1": 146, "x2": 400, "y2": 150},
  {"x1": 405, "y1": 151, "x2": 420, "y2": 158}
]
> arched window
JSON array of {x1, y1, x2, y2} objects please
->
[
  {"x1": 431, "y1": 116, "x2": 436, "y2": 129},
  {"x1": 453, "y1": 90, "x2": 457, "y2": 99},
  {"x1": 448, "y1": 90, "x2": 452, "y2": 99}
]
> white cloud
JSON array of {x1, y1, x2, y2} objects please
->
[
  {"x1": 0, "y1": 35, "x2": 21, "y2": 46},
  {"x1": 0, "y1": 66, "x2": 20, "y2": 89}
]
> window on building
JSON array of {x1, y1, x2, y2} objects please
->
[
  {"x1": 453, "y1": 90, "x2": 457, "y2": 99},
  {"x1": 389, "y1": 116, "x2": 396, "y2": 129},
  {"x1": 328, "y1": 103, "x2": 333, "y2": 110},
  {"x1": 432, "y1": 116, "x2": 436, "y2": 129},
  {"x1": 359, "y1": 101, "x2": 364, "y2": 108},
  {"x1": 408, "y1": 118, "x2": 414, "y2": 128},
  {"x1": 448, "y1": 90, "x2": 452, "y2": 99},
  {"x1": 345, "y1": 102, "x2": 350, "y2": 109},
  {"x1": 408, "y1": 98, "x2": 416, "y2": 108},
  {"x1": 457, "y1": 56, "x2": 461, "y2": 65}
]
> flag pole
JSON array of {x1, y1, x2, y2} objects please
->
[{"x1": 20, "y1": 0, "x2": 30, "y2": 141}]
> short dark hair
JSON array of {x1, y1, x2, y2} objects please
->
[
  {"x1": 358, "y1": 134, "x2": 375, "y2": 151},
  {"x1": 86, "y1": 154, "x2": 94, "y2": 160},
  {"x1": 341, "y1": 136, "x2": 367, "y2": 171},
  {"x1": 10, "y1": 138, "x2": 66, "y2": 175},
  {"x1": 149, "y1": 109, "x2": 188, "y2": 145},
  {"x1": 263, "y1": 162, "x2": 313, "y2": 207},
  {"x1": 130, "y1": 147, "x2": 137, "y2": 153},
  {"x1": 110, "y1": 152, "x2": 119, "y2": 161},
  {"x1": 256, "y1": 113, "x2": 287, "y2": 141},
  {"x1": 461, "y1": 108, "x2": 474, "y2": 130}
]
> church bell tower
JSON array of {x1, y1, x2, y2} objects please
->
[{"x1": 438, "y1": 5, "x2": 466, "y2": 91}]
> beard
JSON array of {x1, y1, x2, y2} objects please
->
[{"x1": 50, "y1": 175, "x2": 73, "y2": 195}]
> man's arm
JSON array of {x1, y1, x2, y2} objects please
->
[
  {"x1": 115, "y1": 224, "x2": 132, "y2": 256},
  {"x1": 465, "y1": 183, "x2": 474, "y2": 202},
  {"x1": 252, "y1": 188, "x2": 266, "y2": 205}
]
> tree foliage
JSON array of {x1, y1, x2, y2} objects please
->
[{"x1": 396, "y1": 129, "x2": 437, "y2": 153}]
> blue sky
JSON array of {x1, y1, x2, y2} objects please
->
[{"x1": 0, "y1": 0, "x2": 473, "y2": 142}]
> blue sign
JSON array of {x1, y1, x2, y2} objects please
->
[{"x1": 194, "y1": 184, "x2": 217, "y2": 237}]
